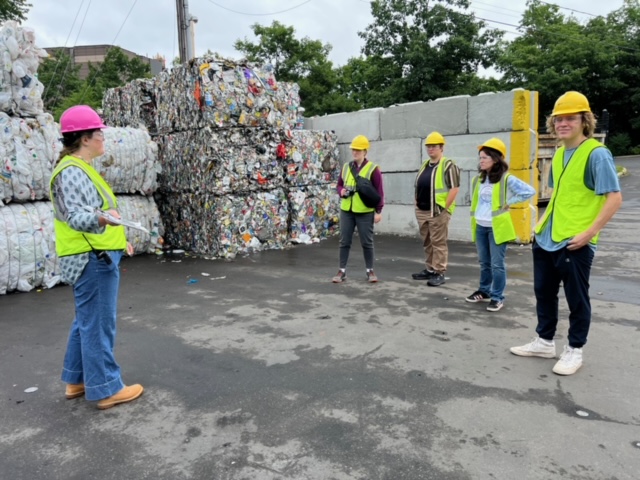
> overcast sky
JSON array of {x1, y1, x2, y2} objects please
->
[{"x1": 27, "y1": 0, "x2": 623, "y2": 73}]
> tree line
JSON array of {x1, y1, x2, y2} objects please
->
[{"x1": 25, "y1": 0, "x2": 640, "y2": 155}]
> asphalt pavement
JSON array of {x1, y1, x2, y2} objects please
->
[{"x1": 1, "y1": 159, "x2": 639, "y2": 480}]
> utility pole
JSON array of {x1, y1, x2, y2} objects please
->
[{"x1": 176, "y1": 0, "x2": 196, "y2": 63}]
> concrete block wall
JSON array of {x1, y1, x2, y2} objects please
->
[{"x1": 306, "y1": 89, "x2": 539, "y2": 243}]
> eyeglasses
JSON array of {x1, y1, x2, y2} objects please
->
[
  {"x1": 92, "y1": 131, "x2": 105, "y2": 139},
  {"x1": 425, "y1": 145, "x2": 441, "y2": 149},
  {"x1": 478, "y1": 155, "x2": 493, "y2": 161},
  {"x1": 553, "y1": 115, "x2": 582, "y2": 125}
]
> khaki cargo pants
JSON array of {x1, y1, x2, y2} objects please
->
[{"x1": 415, "y1": 207, "x2": 451, "y2": 273}]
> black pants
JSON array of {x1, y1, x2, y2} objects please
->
[
  {"x1": 339, "y1": 210, "x2": 375, "y2": 270},
  {"x1": 533, "y1": 241, "x2": 595, "y2": 348}
]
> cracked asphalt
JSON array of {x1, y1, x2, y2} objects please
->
[{"x1": 1, "y1": 159, "x2": 639, "y2": 480}]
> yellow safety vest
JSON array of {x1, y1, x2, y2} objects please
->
[
  {"x1": 535, "y1": 138, "x2": 605, "y2": 244},
  {"x1": 415, "y1": 157, "x2": 456, "y2": 214},
  {"x1": 340, "y1": 161, "x2": 378, "y2": 213},
  {"x1": 50, "y1": 156, "x2": 127, "y2": 256},
  {"x1": 470, "y1": 173, "x2": 516, "y2": 245}
]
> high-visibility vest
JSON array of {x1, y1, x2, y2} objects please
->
[
  {"x1": 50, "y1": 156, "x2": 127, "y2": 256},
  {"x1": 535, "y1": 138, "x2": 605, "y2": 244},
  {"x1": 415, "y1": 157, "x2": 456, "y2": 214},
  {"x1": 470, "y1": 173, "x2": 516, "y2": 245},
  {"x1": 340, "y1": 161, "x2": 378, "y2": 213}
]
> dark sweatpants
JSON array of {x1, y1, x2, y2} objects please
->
[
  {"x1": 339, "y1": 210, "x2": 375, "y2": 270},
  {"x1": 533, "y1": 241, "x2": 595, "y2": 348}
]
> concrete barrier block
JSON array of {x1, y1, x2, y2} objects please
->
[
  {"x1": 509, "y1": 203, "x2": 537, "y2": 244},
  {"x1": 303, "y1": 117, "x2": 315, "y2": 130},
  {"x1": 380, "y1": 96, "x2": 469, "y2": 140},
  {"x1": 509, "y1": 130, "x2": 538, "y2": 171},
  {"x1": 457, "y1": 169, "x2": 474, "y2": 207},
  {"x1": 369, "y1": 138, "x2": 423, "y2": 172},
  {"x1": 469, "y1": 89, "x2": 535, "y2": 134},
  {"x1": 381, "y1": 172, "x2": 416, "y2": 205},
  {"x1": 375, "y1": 204, "x2": 472, "y2": 243},
  {"x1": 376, "y1": 204, "x2": 419, "y2": 237},
  {"x1": 444, "y1": 133, "x2": 508, "y2": 171},
  {"x1": 448, "y1": 205, "x2": 472, "y2": 243},
  {"x1": 337, "y1": 144, "x2": 351, "y2": 167},
  {"x1": 307, "y1": 108, "x2": 383, "y2": 143},
  {"x1": 440, "y1": 131, "x2": 537, "y2": 172}
]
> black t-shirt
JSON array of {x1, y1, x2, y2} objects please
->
[{"x1": 416, "y1": 163, "x2": 437, "y2": 211}]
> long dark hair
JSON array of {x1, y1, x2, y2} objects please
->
[
  {"x1": 479, "y1": 147, "x2": 508, "y2": 184},
  {"x1": 56, "y1": 129, "x2": 100, "y2": 165}
]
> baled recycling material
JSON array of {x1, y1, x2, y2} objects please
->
[
  {"x1": 158, "y1": 188, "x2": 289, "y2": 259},
  {"x1": 93, "y1": 126, "x2": 160, "y2": 195},
  {"x1": 157, "y1": 127, "x2": 285, "y2": 195},
  {"x1": 0, "y1": 200, "x2": 57, "y2": 294},
  {"x1": 155, "y1": 127, "x2": 340, "y2": 257},
  {"x1": 286, "y1": 130, "x2": 340, "y2": 186},
  {"x1": 103, "y1": 56, "x2": 301, "y2": 134},
  {"x1": 0, "y1": 21, "x2": 48, "y2": 117},
  {"x1": 0, "y1": 112, "x2": 61, "y2": 206},
  {"x1": 288, "y1": 185, "x2": 340, "y2": 244},
  {"x1": 102, "y1": 54, "x2": 340, "y2": 258},
  {"x1": 0, "y1": 195, "x2": 164, "y2": 295}
]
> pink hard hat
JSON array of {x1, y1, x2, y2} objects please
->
[{"x1": 60, "y1": 105, "x2": 107, "y2": 133}]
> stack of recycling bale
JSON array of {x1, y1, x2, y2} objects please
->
[
  {"x1": 0, "y1": 22, "x2": 164, "y2": 294},
  {"x1": 103, "y1": 56, "x2": 340, "y2": 259}
]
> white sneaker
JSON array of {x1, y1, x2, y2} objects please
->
[
  {"x1": 552, "y1": 346, "x2": 583, "y2": 375},
  {"x1": 510, "y1": 337, "x2": 556, "y2": 358}
]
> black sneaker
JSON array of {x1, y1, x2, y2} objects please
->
[
  {"x1": 487, "y1": 300, "x2": 504, "y2": 312},
  {"x1": 412, "y1": 269, "x2": 435, "y2": 280},
  {"x1": 427, "y1": 273, "x2": 445, "y2": 287},
  {"x1": 465, "y1": 290, "x2": 490, "y2": 303}
]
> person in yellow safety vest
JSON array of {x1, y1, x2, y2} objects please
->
[
  {"x1": 332, "y1": 134, "x2": 384, "y2": 284},
  {"x1": 411, "y1": 131, "x2": 460, "y2": 286},
  {"x1": 511, "y1": 91, "x2": 622, "y2": 376},
  {"x1": 50, "y1": 105, "x2": 144, "y2": 410},
  {"x1": 466, "y1": 138, "x2": 535, "y2": 312}
]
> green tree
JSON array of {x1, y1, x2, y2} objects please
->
[
  {"x1": 0, "y1": 0, "x2": 31, "y2": 22},
  {"x1": 358, "y1": 0, "x2": 503, "y2": 106},
  {"x1": 496, "y1": 0, "x2": 640, "y2": 153},
  {"x1": 39, "y1": 49, "x2": 82, "y2": 114},
  {"x1": 234, "y1": 21, "x2": 346, "y2": 115},
  {"x1": 72, "y1": 47, "x2": 151, "y2": 114},
  {"x1": 496, "y1": 1, "x2": 618, "y2": 118},
  {"x1": 601, "y1": 0, "x2": 640, "y2": 153}
]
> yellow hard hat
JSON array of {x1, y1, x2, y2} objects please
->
[
  {"x1": 478, "y1": 137, "x2": 507, "y2": 158},
  {"x1": 350, "y1": 135, "x2": 370, "y2": 150},
  {"x1": 552, "y1": 91, "x2": 591, "y2": 116},
  {"x1": 425, "y1": 131, "x2": 446, "y2": 145}
]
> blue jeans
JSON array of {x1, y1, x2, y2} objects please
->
[
  {"x1": 475, "y1": 225, "x2": 507, "y2": 302},
  {"x1": 61, "y1": 251, "x2": 125, "y2": 401},
  {"x1": 533, "y1": 241, "x2": 594, "y2": 348}
]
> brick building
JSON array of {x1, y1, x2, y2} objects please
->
[{"x1": 44, "y1": 44, "x2": 164, "y2": 79}]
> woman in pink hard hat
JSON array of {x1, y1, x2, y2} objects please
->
[{"x1": 49, "y1": 105, "x2": 143, "y2": 409}]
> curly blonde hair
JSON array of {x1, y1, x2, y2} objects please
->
[{"x1": 546, "y1": 111, "x2": 597, "y2": 138}]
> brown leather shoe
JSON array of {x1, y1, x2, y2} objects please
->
[
  {"x1": 65, "y1": 383, "x2": 85, "y2": 399},
  {"x1": 97, "y1": 384, "x2": 144, "y2": 410}
]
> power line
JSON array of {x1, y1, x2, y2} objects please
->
[
  {"x1": 539, "y1": 0, "x2": 598, "y2": 18},
  {"x1": 50, "y1": 0, "x2": 93, "y2": 108},
  {"x1": 42, "y1": 0, "x2": 86, "y2": 101},
  {"x1": 80, "y1": 0, "x2": 140, "y2": 103},
  {"x1": 477, "y1": 16, "x2": 640, "y2": 54},
  {"x1": 204, "y1": 0, "x2": 313, "y2": 16}
]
